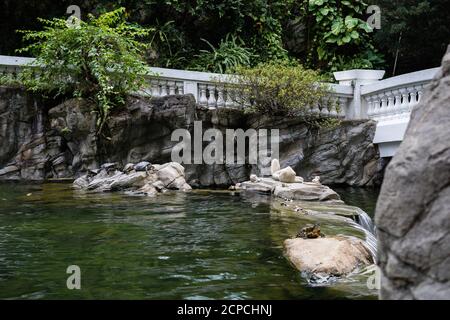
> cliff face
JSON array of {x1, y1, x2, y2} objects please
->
[
  {"x1": 0, "y1": 88, "x2": 382, "y2": 187},
  {"x1": 375, "y1": 46, "x2": 450, "y2": 299}
]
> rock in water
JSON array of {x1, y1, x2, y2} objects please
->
[
  {"x1": 156, "y1": 162, "x2": 192, "y2": 190},
  {"x1": 273, "y1": 166, "x2": 296, "y2": 183},
  {"x1": 376, "y1": 45, "x2": 450, "y2": 300},
  {"x1": 237, "y1": 177, "x2": 340, "y2": 201},
  {"x1": 271, "y1": 159, "x2": 281, "y2": 175},
  {"x1": 284, "y1": 236, "x2": 373, "y2": 282},
  {"x1": 74, "y1": 161, "x2": 191, "y2": 195}
]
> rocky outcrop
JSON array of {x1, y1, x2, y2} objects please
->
[
  {"x1": 0, "y1": 87, "x2": 382, "y2": 186},
  {"x1": 284, "y1": 236, "x2": 373, "y2": 284},
  {"x1": 236, "y1": 177, "x2": 341, "y2": 202},
  {"x1": 74, "y1": 161, "x2": 191, "y2": 195},
  {"x1": 249, "y1": 115, "x2": 383, "y2": 186},
  {"x1": 375, "y1": 45, "x2": 450, "y2": 299}
]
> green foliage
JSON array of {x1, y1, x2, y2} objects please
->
[
  {"x1": 229, "y1": 61, "x2": 330, "y2": 117},
  {"x1": 146, "y1": 19, "x2": 187, "y2": 68},
  {"x1": 190, "y1": 34, "x2": 255, "y2": 73},
  {"x1": 16, "y1": 7, "x2": 150, "y2": 135},
  {"x1": 374, "y1": 0, "x2": 450, "y2": 75},
  {"x1": 3, "y1": 1, "x2": 449, "y2": 76},
  {"x1": 304, "y1": 0, "x2": 384, "y2": 73}
]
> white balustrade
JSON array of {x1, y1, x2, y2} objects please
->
[{"x1": 0, "y1": 54, "x2": 439, "y2": 123}]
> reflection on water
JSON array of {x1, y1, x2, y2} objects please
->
[
  {"x1": 332, "y1": 186, "x2": 380, "y2": 218},
  {"x1": 0, "y1": 183, "x2": 379, "y2": 299}
]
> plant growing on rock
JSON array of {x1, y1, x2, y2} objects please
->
[
  {"x1": 228, "y1": 61, "x2": 332, "y2": 120},
  {"x1": 16, "y1": 7, "x2": 151, "y2": 136}
]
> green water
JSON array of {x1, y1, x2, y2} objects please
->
[{"x1": 0, "y1": 183, "x2": 379, "y2": 300}]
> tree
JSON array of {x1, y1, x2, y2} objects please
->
[
  {"x1": 374, "y1": 0, "x2": 450, "y2": 75},
  {"x1": 16, "y1": 8, "x2": 150, "y2": 136}
]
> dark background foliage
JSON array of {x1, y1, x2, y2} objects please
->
[{"x1": 0, "y1": 0, "x2": 449, "y2": 75}]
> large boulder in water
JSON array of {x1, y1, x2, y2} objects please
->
[
  {"x1": 155, "y1": 162, "x2": 192, "y2": 190},
  {"x1": 375, "y1": 45, "x2": 450, "y2": 299},
  {"x1": 73, "y1": 161, "x2": 191, "y2": 195},
  {"x1": 284, "y1": 236, "x2": 373, "y2": 283},
  {"x1": 236, "y1": 177, "x2": 340, "y2": 201}
]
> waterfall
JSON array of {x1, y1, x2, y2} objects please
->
[
  {"x1": 355, "y1": 208, "x2": 376, "y2": 235},
  {"x1": 353, "y1": 208, "x2": 377, "y2": 262}
]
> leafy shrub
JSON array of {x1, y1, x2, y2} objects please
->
[
  {"x1": 16, "y1": 8, "x2": 150, "y2": 136},
  {"x1": 229, "y1": 61, "x2": 330, "y2": 117},
  {"x1": 190, "y1": 34, "x2": 254, "y2": 73},
  {"x1": 287, "y1": 0, "x2": 384, "y2": 74}
]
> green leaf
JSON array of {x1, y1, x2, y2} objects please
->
[{"x1": 344, "y1": 16, "x2": 358, "y2": 29}]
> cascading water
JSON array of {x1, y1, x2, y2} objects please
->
[
  {"x1": 356, "y1": 208, "x2": 376, "y2": 235},
  {"x1": 353, "y1": 208, "x2": 377, "y2": 262}
]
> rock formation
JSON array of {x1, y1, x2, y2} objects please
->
[
  {"x1": 236, "y1": 164, "x2": 341, "y2": 202},
  {"x1": 74, "y1": 161, "x2": 191, "y2": 195},
  {"x1": 0, "y1": 88, "x2": 382, "y2": 186},
  {"x1": 375, "y1": 45, "x2": 450, "y2": 299}
]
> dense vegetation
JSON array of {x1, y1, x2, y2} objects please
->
[
  {"x1": 1, "y1": 0, "x2": 448, "y2": 76},
  {"x1": 226, "y1": 62, "x2": 330, "y2": 116},
  {"x1": 16, "y1": 8, "x2": 150, "y2": 136}
]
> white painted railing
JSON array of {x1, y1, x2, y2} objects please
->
[
  {"x1": 0, "y1": 55, "x2": 353, "y2": 118},
  {"x1": 360, "y1": 68, "x2": 438, "y2": 122},
  {"x1": 0, "y1": 54, "x2": 439, "y2": 123},
  {"x1": 0, "y1": 54, "x2": 441, "y2": 157}
]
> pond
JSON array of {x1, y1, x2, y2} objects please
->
[{"x1": 0, "y1": 183, "x2": 379, "y2": 299}]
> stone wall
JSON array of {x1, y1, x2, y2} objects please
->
[
  {"x1": 0, "y1": 87, "x2": 382, "y2": 186},
  {"x1": 375, "y1": 45, "x2": 450, "y2": 299}
]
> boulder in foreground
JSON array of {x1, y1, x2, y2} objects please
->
[
  {"x1": 284, "y1": 236, "x2": 373, "y2": 284},
  {"x1": 376, "y1": 45, "x2": 450, "y2": 300}
]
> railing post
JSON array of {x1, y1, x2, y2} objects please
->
[
  {"x1": 183, "y1": 81, "x2": 198, "y2": 102},
  {"x1": 333, "y1": 70, "x2": 385, "y2": 119}
]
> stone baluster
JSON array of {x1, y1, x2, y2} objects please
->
[
  {"x1": 198, "y1": 84, "x2": 208, "y2": 106},
  {"x1": 216, "y1": 85, "x2": 225, "y2": 108},
  {"x1": 407, "y1": 86, "x2": 417, "y2": 113},
  {"x1": 366, "y1": 96, "x2": 374, "y2": 118},
  {"x1": 320, "y1": 98, "x2": 329, "y2": 116},
  {"x1": 416, "y1": 85, "x2": 423, "y2": 105},
  {"x1": 387, "y1": 91, "x2": 395, "y2": 120},
  {"x1": 168, "y1": 81, "x2": 176, "y2": 95},
  {"x1": 328, "y1": 96, "x2": 338, "y2": 117},
  {"x1": 310, "y1": 100, "x2": 320, "y2": 114},
  {"x1": 338, "y1": 97, "x2": 347, "y2": 118},
  {"x1": 379, "y1": 94, "x2": 388, "y2": 119},
  {"x1": 160, "y1": 80, "x2": 169, "y2": 96},
  {"x1": 392, "y1": 89, "x2": 402, "y2": 117},
  {"x1": 151, "y1": 79, "x2": 160, "y2": 97},
  {"x1": 176, "y1": 81, "x2": 184, "y2": 94},
  {"x1": 207, "y1": 85, "x2": 217, "y2": 108},
  {"x1": 371, "y1": 94, "x2": 381, "y2": 119},
  {"x1": 399, "y1": 88, "x2": 409, "y2": 116},
  {"x1": 224, "y1": 86, "x2": 234, "y2": 108}
]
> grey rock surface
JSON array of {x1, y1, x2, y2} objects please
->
[
  {"x1": 237, "y1": 177, "x2": 340, "y2": 202},
  {"x1": 284, "y1": 236, "x2": 373, "y2": 283},
  {"x1": 0, "y1": 89, "x2": 382, "y2": 187},
  {"x1": 74, "y1": 161, "x2": 191, "y2": 195},
  {"x1": 375, "y1": 45, "x2": 450, "y2": 300}
]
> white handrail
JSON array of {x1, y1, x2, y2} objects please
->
[{"x1": 0, "y1": 54, "x2": 439, "y2": 121}]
